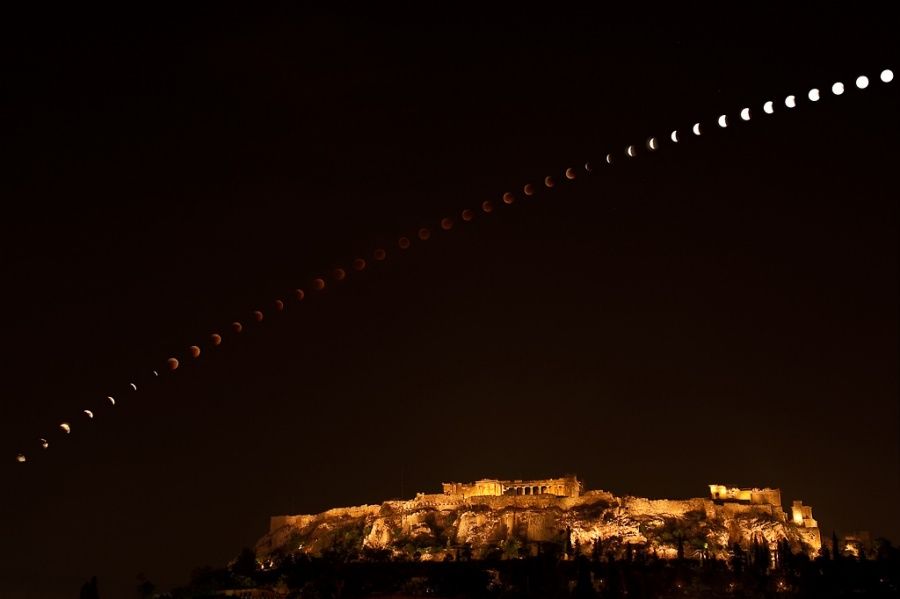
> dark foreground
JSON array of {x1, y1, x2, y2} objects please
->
[{"x1": 142, "y1": 546, "x2": 900, "y2": 598}]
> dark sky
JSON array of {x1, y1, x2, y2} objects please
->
[{"x1": 1, "y1": 5, "x2": 897, "y2": 597}]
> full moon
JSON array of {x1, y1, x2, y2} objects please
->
[
  {"x1": 167, "y1": 357, "x2": 179, "y2": 370},
  {"x1": 763, "y1": 101, "x2": 774, "y2": 114},
  {"x1": 785, "y1": 95, "x2": 796, "y2": 108},
  {"x1": 881, "y1": 69, "x2": 894, "y2": 83},
  {"x1": 856, "y1": 75, "x2": 869, "y2": 89},
  {"x1": 718, "y1": 115, "x2": 728, "y2": 128},
  {"x1": 831, "y1": 82, "x2": 844, "y2": 95},
  {"x1": 808, "y1": 88, "x2": 820, "y2": 101},
  {"x1": 740, "y1": 108, "x2": 751, "y2": 121},
  {"x1": 692, "y1": 123, "x2": 701, "y2": 136},
  {"x1": 670, "y1": 130, "x2": 679, "y2": 143},
  {"x1": 190, "y1": 345, "x2": 201, "y2": 358}
]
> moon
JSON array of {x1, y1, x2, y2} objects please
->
[
  {"x1": 502, "y1": 192, "x2": 515, "y2": 204},
  {"x1": 190, "y1": 345, "x2": 201, "y2": 358},
  {"x1": 417, "y1": 228, "x2": 430, "y2": 241},
  {"x1": 856, "y1": 75, "x2": 869, "y2": 89},
  {"x1": 152, "y1": 370, "x2": 159, "y2": 376},
  {"x1": 808, "y1": 88, "x2": 820, "y2": 101},
  {"x1": 523, "y1": 183, "x2": 535, "y2": 196},
  {"x1": 313, "y1": 276, "x2": 327, "y2": 289},
  {"x1": 275, "y1": 299, "x2": 285, "y2": 311},
  {"x1": 718, "y1": 115, "x2": 728, "y2": 128},
  {"x1": 440, "y1": 218, "x2": 453, "y2": 231},
  {"x1": 232, "y1": 321, "x2": 243, "y2": 333},
  {"x1": 107, "y1": 396, "x2": 116, "y2": 405},
  {"x1": 295, "y1": 288, "x2": 306, "y2": 300},
  {"x1": 253, "y1": 309, "x2": 264, "y2": 322},
  {"x1": 461, "y1": 209, "x2": 474, "y2": 222},
  {"x1": 670, "y1": 130, "x2": 679, "y2": 143},
  {"x1": 626, "y1": 145, "x2": 636, "y2": 157},
  {"x1": 584, "y1": 162, "x2": 593, "y2": 172},
  {"x1": 881, "y1": 69, "x2": 894, "y2": 83},
  {"x1": 763, "y1": 101, "x2": 774, "y2": 114},
  {"x1": 16, "y1": 454, "x2": 26, "y2": 463},
  {"x1": 353, "y1": 257, "x2": 367, "y2": 270},
  {"x1": 130, "y1": 383, "x2": 137, "y2": 391},
  {"x1": 740, "y1": 108, "x2": 751, "y2": 121},
  {"x1": 565, "y1": 168, "x2": 576, "y2": 180},
  {"x1": 544, "y1": 176, "x2": 555, "y2": 188},
  {"x1": 333, "y1": 268, "x2": 347, "y2": 280},
  {"x1": 211, "y1": 333, "x2": 222, "y2": 346},
  {"x1": 167, "y1": 357, "x2": 179, "y2": 370},
  {"x1": 831, "y1": 82, "x2": 844, "y2": 96},
  {"x1": 785, "y1": 95, "x2": 796, "y2": 108},
  {"x1": 647, "y1": 137, "x2": 658, "y2": 151},
  {"x1": 40, "y1": 438, "x2": 49, "y2": 449},
  {"x1": 84, "y1": 410, "x2": 94, "y2": 419},
  {"x1": 60, "y1": 423, "x2": 71, "y2": 434},
  {"x1": 481, "y1": 201, "x2": 493, "y2": 213},
  {"x1": 605, "y1": 153, "x2": 613, "y2": 164},
  {"x1": 373, "y1": 248, "x2": 387, "y2": 260},
  {"x1": 692, "y1": 123, "x2": 701, "y2": 136}
]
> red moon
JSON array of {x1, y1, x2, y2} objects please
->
[
  {"x1": 167, "y1": 357, "x2": 179, "y2": 370},
  {"x1": 189, "y1": 345, "x2": 201, "y2": 358},
  {"x1": 565, "y1": 168, "x2": 576, "y2": 180},
  {"x1": 544, "y1": 176, "x2": 555, "y2": 188},
  {"x1": 353, "y1": 258, "x2": 366, "y2": 271},
  {"x1": 312, "y1": 278, "x2": 326, "y2": 291},
  {"x1": 502, "y1": 192, "x2": 514, "y2": 205},
  {"x1": 211, "y1": 333, "x2": 222, "y2": 345},
  {"x1": 333, "y1": 268, "x2": 346, "y2": 280},
  {"x1": 440, "y1": 217, "x2": 453, "y2": 230},
  {"x1": 481, "y1": 200, "x2": 493, "y2": 213},
  {"x1": 461, "y1": 209, "x2": 474, "y2": 221},
  {"x1": 232, "y1": 321, "x2": 243, "y2": 333},
  {"x1": 523, "y1": 183, "x2": 535, "y2": 196},
  {"x1": 398, "y1": 237, "x2": 411, "y2": 249},
  {"x1": 253, "y1": 310, "x2": 264, "y2": 322},
  {"x1": 295, "y1": 289, "x2": 306, "y2": 301},
  {"x1": 275, "y1": 299, "x2": 284, "y2": 311},
  {"x1": 373, "y1": 248, "x2": 386, "y2": 261},
  {"x1": 418, "y1": 228, "x2": 431, "y2": 241}
]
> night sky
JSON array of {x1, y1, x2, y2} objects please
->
[{"x1": 1, "y1": 6, "x2": 897, "y2": 598}]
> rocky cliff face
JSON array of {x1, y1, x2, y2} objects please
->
[{"x1": 256, "y1": 489, "x2": 821, "y2": 562}]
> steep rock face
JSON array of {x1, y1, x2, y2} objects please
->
[{"x1": 256, "y1": 490, "x2": 820, "y2": 561}]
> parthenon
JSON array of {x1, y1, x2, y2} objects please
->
[{"x1": 442, "y1": 475, "x2": 583, "y2": 498}]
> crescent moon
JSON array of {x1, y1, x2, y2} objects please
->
[
  {"x1": 785, "y1": 95, "x2": 796, "y2": 108},
  {"x1": 670, "y1": 130, "x2": 679, "y2": 143},
  {"x1": 647, "y1": 137, "x2": 658, "y2": 150},
  {"x1": 253, "y1": 310, "x2": 264, "y2": 321},
  {"x1": 275, "y1": 299, "x2": 285, "y2": 310},
  {"x1": 40, "y1": 438, "x2": 49, "y2": 449},
  {"x1": 107, "y1": 396, "x2": 116, "y2": 406},
  {"x1": 84, "y1": 410, "x2": 94, "y2": 419},
  {"x1": 692, "y1": 123, "x2": 702, "y2": 136},
  {"x1": 740, "y1": 108, "x2": 751, "y2": 121},
  {"x1": 523, "y1": 183, "x2": 535, "y2": 196},
  {"x1": 502, "y1": 192, "x2": 515, "y2": 204},
  {"x1": 167, "y1": 357, "x2": 179, "y2": 370},
  {"x1": 190, "y1": 345, "x2": 201, "y2": 358},
  {"x1": 605, "y1": 153, "x2": 613, "y2": 164},
  {"x1": 232, "y1": 321, "x2": 243, "y2": 333},
  {"x1": 60, "y1": 422, "x2": 71, "y2": 434},
  {"x1": 16, "y1": 454, "x2": 26, "y2": 463},
  {"x1": 808, "y1": 88, "x2": 820, "y2": 101},
  {"x1": 152, "y1": 370, "x2": 159, "y2": 377},
  {"x1": 130, "y1": 383, "x2": 138, "y2": 391},
  {"x1": 626, "y1": 145, "x2": 636, "y2": 157},
  {"x1": 763, "y1": 101, "x2": 774, "y2": 114},
  {"x1": 544, "y1": 176, "x2": 555, "y2": 188},
  {"x1": 718, "y1": 115, "x2": 728, "y2": 128},
  {"x1": 565, "y1": 168, "x2": 576, "y2": 180}
]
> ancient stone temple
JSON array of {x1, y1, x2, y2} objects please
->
[{"x1": 441, "y1": 475, "x2": 583, "y2": 498}]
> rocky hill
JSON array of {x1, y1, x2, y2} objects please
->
[{"x1": 256, "y1": 481, "x2": 821, "y2": 562}]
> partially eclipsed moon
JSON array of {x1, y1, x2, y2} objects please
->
[
  {"x1": 605, "y1": 154, "x2": 613, "y2": 164},
  {"x1": 232, "y1": 321, "x2": 243, "y2": 333},
  {"x1": 440, "y1": 218, "x2": 453, "y2": 231},
  {"x1": 60, "y1": 423, "x2": 71, "y2": 434},
  {"x1": 740, "y1": 108, "x2": 751, "y2": 121},
  {"x1": 373, "y1": 248, "x2": 387, "y2": 260},
  {"x1": 190, "y1": 345, "x2": 201, "y2": 358},
  {"x1": 523, "y1": 183, "x2": 535, "y2": 196},
  {"x1": 417, "y1": 228, "x2": 430, "y2": 241},
  {"x1": 107, "y1": 396, "x2": 116, "y2": 406},
  {"x1": 152, "y1": 370, "x2": 159, "y2": 377},
  {"x1": 626, "y1": 145, "x2": 636, "y2": 157},
  {"x1": 332, "y1": 268, "x2": 346, "y2": 280},
  {"x1": 808, "y1": 88, "x2": 820, "y2": 101},
  {"x1": 692, "y1": 123, "x2": 701, "y2": 136},
  {"x1": 544, "y1": 176, "x2": 555, "y2": 188},
  {"x1": 353, "y1": 258, "x2": 367, "y2": 270},
  {"x1": 831, "y1": 82, "x2": 844, "y2": 95},
  {"x1": 253, "y1": 309, "x2": 265, "y2": 321},
  {"x1": 167, "y1": 357, "x2": 179, "y2": 370},
  {"x1": 295, "y1": 289, "x2": 306, "y2": 300},
  {"x1": 84, "y1": 410, "x2": 94, "y2": 419},
  {"x1": 670, "y1": 130, "x2": 679, "y2": 143},
  {"x1": 502, "y1": 192, "x2": 515, "y2": 204},
  {"x1": 764, "y1": 101, "x2": 774, "y2": 114},
  {"x1": 785, "y1": 95, "x2": 796, "y2": 108},
  {"x1": 565, "y1": 168, "x2": 576, "y2": 180},
  {"x1": 461, "y1": 209, "x2": 474, "y2": 221},
  {"x1": 40, "y1": 438, "x2": 49, "y2": 449},
  {"x1": 16, "y1": 454, "x2": 26, "y2": 463},
  {"x1": 211, "y1": 333, "x2": 222, "y2": 346},
  {"x1": 275, "y1": 299, "x2": 284, "y2": 311},
  {"x1": 647, "y1": 137, "x2": 658, "y2": 150},
  {"x1": 481, "y1": 201, "x2": 493, "y2": 213},
  {"x1": 718, "y1": 115, "x2": 728, "y2": 128},
  {"x1": 584, "y1": 162, "x2": 593, "y2": 172},
  {"x1": 313, "y1": 277, "x2": 327, "y2": 289},
  {"x1": 130, "y1": 383, "x2": 137, "y2": 391}
]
